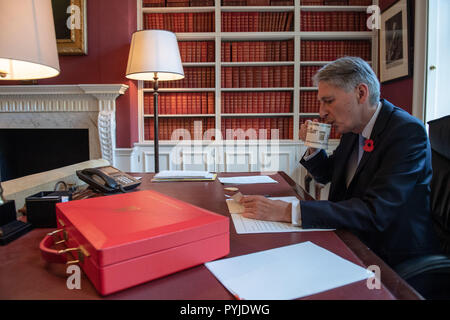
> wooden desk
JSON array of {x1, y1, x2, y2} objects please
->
[{"x1": 0, "y1": 172, "x2": 421, "y2": 300}]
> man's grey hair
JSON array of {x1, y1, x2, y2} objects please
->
[{"x1": 312, "y1": 57, "x2": 380, "y2": 106}]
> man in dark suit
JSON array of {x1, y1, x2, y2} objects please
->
[{"x1": 240, "y1": 57, "x2": 440, "y2": 266}]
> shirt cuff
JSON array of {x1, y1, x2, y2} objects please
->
[
  {"x1": 291, "y1": 199, "x2": 302, "y2": 227},
  {"x1": 302, "y1": 148, "x2": 321, "y2": 162}
]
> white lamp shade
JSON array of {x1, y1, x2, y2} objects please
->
[
  {"x1": 0, "y1": 0, "x2": 60, "y2": 80},
  {"x1": 126, "y1": 30, "x2": 184, "y2": 81}
]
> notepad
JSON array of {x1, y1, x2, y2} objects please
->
[
  {"x1": 218, "y1": 175, "x2": 278, "y2": 185},
  {"x1": 205, "y1": 241, "x2": 374, "y2": 300},
  {"x1": 226, "y1": 197, "x2": 332, "y2": 234},
  {"x1": 152, "y1": 170, "x2": 216, "y2": 182}
]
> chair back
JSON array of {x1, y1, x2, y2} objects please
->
[{"x1": 428, "y1": 115, "x2": 450, "y2": 254}]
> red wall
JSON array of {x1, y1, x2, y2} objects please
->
[
  {"x1": 379, "y1": 0, "x2": 415, "y2": 114},
  {"x1": 1, "y1": 0, "x2": 139, "y2": 148}
]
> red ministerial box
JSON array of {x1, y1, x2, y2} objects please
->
[{"x1": 53, "y1": 190, "x2": 229, "y2": 295}]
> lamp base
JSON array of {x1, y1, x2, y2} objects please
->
[{"x1": 0, "y1": 200, "x2": 33, "y2": 246}]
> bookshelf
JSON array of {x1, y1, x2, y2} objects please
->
[{"x1": 138, "y1": 0, "x2": 378, "y2": 145}]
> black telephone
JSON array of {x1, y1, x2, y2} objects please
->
[{"x1": 76, "y1": 166, "x2": 141, "y2": 193}]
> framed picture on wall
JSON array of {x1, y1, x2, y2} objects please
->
[
  {"x1": 379, "y1": 0, "x2": 412, "y2": 83},
  {"x1": 51, "y1": 0, "x2": 87, "y2": 55}
]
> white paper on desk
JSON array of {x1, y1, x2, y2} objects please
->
[
  {"x1": 218, "y1": 175, "x2": 278, "y2": 185},
  {"x1": 205, "y1": 241, "x2": 374, "y2": 300},
  {"x1": 154, "y1": 170, "x2": 214, "y2": 179},
  {"x1": 226, "y1": 197, "x2": 332, "y2": 234}
]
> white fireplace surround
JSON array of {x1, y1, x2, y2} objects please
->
[{"x1": 0, "y1": 84, "x2": 129, "y2": 165}]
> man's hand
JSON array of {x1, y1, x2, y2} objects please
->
[
  {"x1": 300, "y1": 119, "x2": 319, "y2": 156},
  {"x1": 239, "y1": 195, "x2": 291, "y2": 223}
]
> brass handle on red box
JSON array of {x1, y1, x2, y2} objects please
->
[{"x1": 40, "y1": 229, "x2": 89, "y2": 265}]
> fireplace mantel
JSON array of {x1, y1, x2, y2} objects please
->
[{"x1": 0, "y1": 84, "x2": 129, "y2": 165}]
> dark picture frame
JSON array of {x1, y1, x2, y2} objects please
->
[
  {"x1": 51, "y1": 0, "x2": 87, "y2": 55},
  {"x1": 379, "y1": 0, "x2": 412, "y2": 83}
]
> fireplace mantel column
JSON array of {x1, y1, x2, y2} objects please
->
[
  {"x1": 80, "y1": 85, "x2": 129, "y2": 166},
  {"x1": 80, "y1": 84, "x2": 128, "y2": 166}
]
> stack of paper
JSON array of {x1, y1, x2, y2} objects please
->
[
  {"x1": 205, "y1": 241, "x2": 374, "y2": 300},
  {"x1": 152, "y1": 170, "x2": 216, "y2": 182},
  {"x1": 218, "y1": 175, "x2": 278, "y2": 185}
]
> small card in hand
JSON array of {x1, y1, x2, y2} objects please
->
[{"x1": 230, "y1": 192, "x2": 243, "y2": 202}]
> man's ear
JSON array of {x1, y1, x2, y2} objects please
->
[{"x1": 356, "y1": 83, "x2": 369, "y2": 104}]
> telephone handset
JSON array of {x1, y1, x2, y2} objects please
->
[{"x1": 76, "y1": 166, "x2": 141, "y2": 193}]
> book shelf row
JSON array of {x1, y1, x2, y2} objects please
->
[
  {"x1": 144, "y1": 11, "x2": 373, "y2": 33},
  {"x1": 178, "y1": 41, "x2": 215, "y2": 63},
  {"x1": 186, "y1": 40, "x2": 372, "y2": 66},
  {"x1": 143, "y1": 0, "x2": 371, "y2": 8},
  {"x1": 148, "y1": 65, "x2": 352, "y2": 90},
  {"x1": 222, "y1": 40, "x2": 295, "y2": 62},
  {"x1": 144, "y1": 92, "x2": 215, "y2": 115},
  {"x1": 222, "y1": 91, "x2": 293, "y2": 113},
  {"x1": 301, "y1": 40, "x2": 371, "y2": 61},
  {"x1": 143, "y1": 0, "x2": 294, "y2": 6},
  {"x1": 222, "y1": 66, "x2": 294, "y2": 88},
  {"x1": 143, "y1": 0, "x2": 213, "y2": 7},
  {"x1": 143, "y1": 116, "x2": 342, "y2": 141},
  {"x1": 222, "y1": 117, "x2": 293, "y2": 139},
  {"x1": 301, "y1": 11, "x2": 370, "y2": 32},
  {"x1": 144, "y1": 12, "x2": 215, "y2": 33},
  {"x1": 221, "y1": 12, "x2": 294, "y2": 32},
  {"x1": 144, "y1": 12, "x2": 296, "y2": 33},
  {"x1": 302, "y1": 0, "x2": 371, "y2": 5},
  {"x1": 144, "y1": 117, "x2": 216, "y2": 141},
  {"x1": 143, "y1": 91, "x2": 323, "y2": 115},
  {"x1": 177, "y1": 39, "x2": 369, "y2": 64},
  {"x1": 153, "y1": 67, "x2": 215, "y2": 88},
  {"x1": 222, "y1": 0, "x2": 294, "y2": 5}
]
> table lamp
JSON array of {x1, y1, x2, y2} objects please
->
[
  {"x1": 125, "y1": 30, "x2": 184, "y2": 173},
  {"x1": 0, "y1": 0, "x2": 60, "y2": 244}
]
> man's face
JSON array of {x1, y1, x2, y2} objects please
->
[{"x1": 317, "y1": 81, "x2": 361, "y2": 134}]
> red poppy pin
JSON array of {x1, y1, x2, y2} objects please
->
[{"x1": 363, "y1": 139, "x2": 374, "y2": 153}]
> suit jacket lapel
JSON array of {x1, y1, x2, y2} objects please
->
[{"x1": 351, "y1": 100, "x2": 394, "y2": 184}]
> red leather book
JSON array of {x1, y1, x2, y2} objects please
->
[
  {"x1": 277, "y1": 117, "x2": 283, "y2": 139},
  {"x1": 280, "y1": 91, "x2": 286, "y2": 113},
  {"x1": 275, "y1": 12, "x2": 280, "y2": 31},
  {"x1": 199, "y1": 67, "x2": 205, "y2": 88},
  {"x1": 267, "y1": 67, "x2": 273, "y2": 87},
  {"x1": 180, "y1": 94, "x2": 186, "y2": 114},
  {"x1": 261, "y1": 67, "x2": 268, "y2": 88},
  {"x1": 208, "y1": 92, "x2": 214, "y2": 114},
  {"x1": 184, "y1": 42, "x2": 191, "y2": 62},
  {"x1": 269, "y1": 92, "x2": 275, "y2": 113},
  {"x1": 240, "y1": 67, "x2": 247, "y2": 88},
  {"x1": 264, "y1": 118, "x2": 270, "y2": 139},
  {"x1": 245, "y1": 92, "x2": 252, "y2": 113},
  {"x1": 200, "y1": 92, "x2": 206, "y2": 114},
  {"x1": 270, "y1": 12, "x2": 275, "y2": 31}
]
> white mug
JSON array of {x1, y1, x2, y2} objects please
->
[{"x1": 305, "y1": 121, "x2": 331, "y2": 149}]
